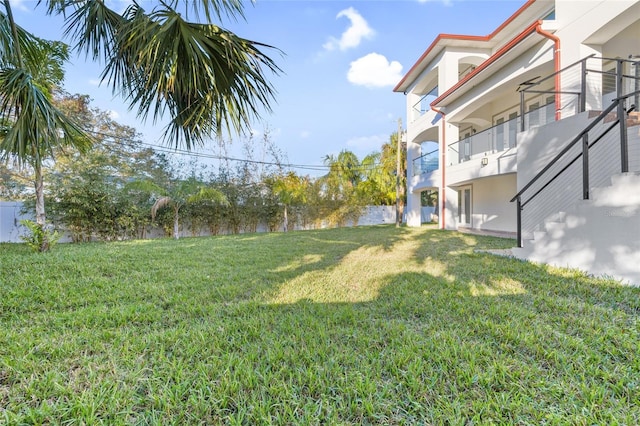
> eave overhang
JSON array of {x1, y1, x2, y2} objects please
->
[
  {"x1": 431, "y1": 20, "x2": 549, "y2": 109},
  {"x1": 393, "y1": 0, "x2": 553, "y2": 94}
]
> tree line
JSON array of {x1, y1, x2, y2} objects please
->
[{"x1": 1, "y1": 92, "x2": 406, "y2": 242}]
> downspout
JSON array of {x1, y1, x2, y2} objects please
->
[
  {"x1": 535, "y1": 21, "x2": 561, "y2": 120},
  {"x1": 431, "y1": 105, "x2": 446, "y2": 230}
]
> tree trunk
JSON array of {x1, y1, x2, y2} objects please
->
[
  {"x1": 173, "y1": 206, "x2": 180, "y2": 239},
  {"x1": 283, "y1": 204, "x2": 288, "y2": 232},
  {"x1": 34, "y1": 162, "x2": 45, "y2": 226},
  {"x1": 34, "y1": 161, "x2": 50, "y2": 252}
]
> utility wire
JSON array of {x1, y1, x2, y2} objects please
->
[{"x1": 84, "y1": 128, "x2": 390, "y2": 174}]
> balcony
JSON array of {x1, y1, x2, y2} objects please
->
[
  {"x1": 411, "y1": 86, "x2": 438, "y2": 122},
  {"x1": 448, "y1": 102, "x2": 555, "y2": 164},
  {"x1": 412, "y1": 149, "x2": 439, "y2": 176}
]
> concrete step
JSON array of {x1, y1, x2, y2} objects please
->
[{"x1": 592, "y1": 172, "x2": 640, "y2": 207}]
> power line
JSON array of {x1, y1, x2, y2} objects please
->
[{"x1": 85, "y1": 128, "x2": 389, "y2": 174}]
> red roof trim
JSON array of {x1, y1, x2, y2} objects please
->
[
  {"x1": 393, "y1": 0, "x2": 538, "y2": 92},
  {"x1": 430, "y1": 20, "x2": 542, "y2": 107}
]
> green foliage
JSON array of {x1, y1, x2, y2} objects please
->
[
  {"x1": 149, "y1": 176, "x2": 228, "y2": 239},
  {"x1": 43, "y1": 94, "x2": 169, "y2": 242},
  {"x1": 44, "y1": 0, "x2": 281, "y2": 148},
  {"x1": 421, "y1": 189, "x2": 438, "y2": 207},
  {"x1": 18, "y1": 219, "x2": 60, "y2": 252},
  {"x1": 0, "y1": 226, "x2": 638, "y2": 423}
]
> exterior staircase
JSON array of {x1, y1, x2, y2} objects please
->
[{"x1": 511, "y1": 172, "x2": 640, "y2": 285}]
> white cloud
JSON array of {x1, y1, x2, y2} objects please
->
[
  {"x1": 9, "y1": 0, "x2": 29, "y2": 12},
  {"x1": 323, "y1": 7, "x2": 374, "y2": 51},
  {"x1": 347, "y1": 53, "x2": 403, "y2": 88},
  {"x1": 88, "y1": 79, "x2": 101, "y2": 86},
  {"x1": 108, "y1": 110, "x2": 120, "y2": 120},
  {"x1": 346, "y1": 133, "x2": 388, "y2": 153},
  {"x1": 418, "y1": 0, "x2": 453, "y2": 5},
  {"x1": 300, "y1": 130, "x2": 311, "y2": 139}
]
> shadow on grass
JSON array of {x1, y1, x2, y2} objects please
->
[{"x1": 1, "y1": 225, "x2": 639, "y2": 424}]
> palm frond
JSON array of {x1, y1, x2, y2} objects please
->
[
  {"x1": 45, "y1": 0, "x2": 124, "y2": 62},
  {"x1": 165, "y1": 0, "x2": 246, "y2": 23},
  {"x1": 151, "y1": 196, "x2": 173, "y2": 220},
  {"x1": 124, "y1": 179, "x2": 166, "y2": 196},
  {"x1": 109, "y1": 4, "x2": 281, "y2": 149},
  {"x1": 0, "y1": 67, "x2": 91, "y2": 163},
  {"x1": 0, "y1": 10, "x2": 42, "y2": 69},
  {"x1": 187, "y1": 187, "x2": 228, "y2": 205},
  {"x1": 42, "y1": 0, "x2": 280, "y2": 148}
]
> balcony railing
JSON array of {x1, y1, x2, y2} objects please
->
[
  {"x1": 412, "y1": 86, "x2": 438, "y2": 118},
  {"x1": 413, "y1": 148, "x2": 439, "y2": 176},
  {"x1": 447, "y1": 102, "x2": 555, "y2": 164}
]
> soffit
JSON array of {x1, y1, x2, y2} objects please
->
[
  {"x1": 432, "y1": 31, "x2": 546, "y2": 108},
  {"x1": 394, "y1": 0, "x2": 554, "y2": 93}
]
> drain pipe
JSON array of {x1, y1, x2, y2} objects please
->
[
  {"x1": 536, "y1": 21, "x2": 561, "y2": 120},
  {"x1": 431, "y1": 105, "x2": 447, "y2": 230}
]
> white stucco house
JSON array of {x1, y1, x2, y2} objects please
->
[{"x1": 394, "y1": 0, "x2": 640, "y2": 284}]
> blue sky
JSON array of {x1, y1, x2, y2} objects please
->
[{"x1": 10, "y1": 0, "x2": 524, "y2": 175}]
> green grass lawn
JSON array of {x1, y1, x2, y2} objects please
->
[{"x1": 1, "y1": 225, "x2": 638, "y2": 424}]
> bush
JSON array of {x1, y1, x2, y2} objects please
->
[{"x1": 20, "y1": 220, "x2": 60, "y2": 252}]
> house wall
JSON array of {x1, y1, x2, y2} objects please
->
[
  {"x1": 554, "y1": 0, "x2": 640, "y2": 112},
  {"x1": 442, "y1": 186, "x2": 458, "y2": 231},
  {"x1": 444, "y1": 41, "x2": 555, "y2": 126},
  {"x1": 403, "y1": 0, "x2": 640, "y2": 234},
  {"x1": 470, "y1": 174, "x2": 517, "y2": 233},
  {"x1": 447, "y1": 147, "x2": 517, "y2": 187},
  {"x1": 514, "y1": 110, "x2": 640, "y2": 239}
]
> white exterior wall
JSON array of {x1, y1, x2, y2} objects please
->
[
  {"x1": 554, "y1": 0, "x2": 640, "y2": 112},
  {"x1": 406, "y1": 190, "x2": 422, "y2": 227},
  {"x1": 469, "y1": 174, "x2": 517, "y2": 233},
  {"x1": 442, "y1": 186, "x2": 458, "y2": 231},
  {"x1": 517, "y1": 111, "x2": 595, "y2": 239},
  {"x1": 402, "y1": 0, "x2": 640, "y2": 234},
  {"x1": 444, "y1": 42, "x2": 555, "y2": 124}
]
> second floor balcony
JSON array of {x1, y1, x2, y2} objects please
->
[{"x1": 447, "y1": 102, "x2": 555, "y2": 165}]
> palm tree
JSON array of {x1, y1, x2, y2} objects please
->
[
  {"x1": 0, "y1": 2, "x2": 91, "y2": 251},
  {"x1": 358, "y1": 152, "x2": 394, "y2": 205},
  {"x1": 146, "y1": 177, "x2": 228, "y2": 239},
  {"x1": 0, "y1": 0, "x2": 280, "y2": 249},
  {"x1": 268, "y1": 171, "x2": 307, "y2": 232},
  {"x1": 322, "y1": 150, "x2": 361, "y2": 201},
  {"x1": 43, "y1": 0, "x2": 282, "y2": 148}
]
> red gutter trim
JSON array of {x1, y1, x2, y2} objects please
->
[
  {"x1": 536, "y1": 24, "x2": 561, "y2": 120},
  {"x1": 393, "y1": 0, "x2": 537, "y2": 92},
  {"x1": 431, "y1": 105, "x2": 447, "y2": 230},
  {"x1": 431, "y1": 20, "x2": 542, "y2": 107}
]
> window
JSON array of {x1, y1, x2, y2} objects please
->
[
  {"x1": 508, "y1": 112, "x2": 518, "y2": 148},
  {"x1": 458, "y1": 186, "x2": 472, "y2": 226},
  {"x1": 528, "y1": 102, "x2": 540, "y2": 128}
]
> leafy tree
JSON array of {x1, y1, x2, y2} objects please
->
[
  {"x1": 41, "y1": 93, "x2": 170, "y2": 241},
  {"x1": 323, "y1": 150, "x2": 362, "y2": 200},
  {"x1": 1, "y1": 0, "x2": 280, "y2": 249},
  {"x1": 0, "y1": 161, "x2": 29, "y2": 199}
]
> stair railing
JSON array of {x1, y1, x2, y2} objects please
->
[{"x1": 510, "y1": 90, "x2": 639, "y2": 247}]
